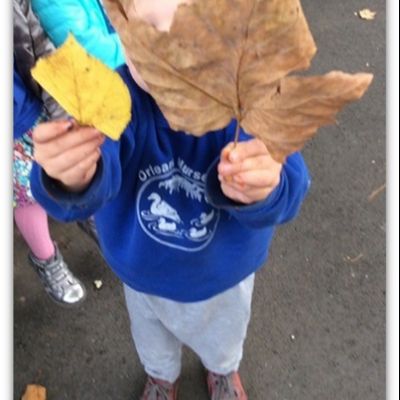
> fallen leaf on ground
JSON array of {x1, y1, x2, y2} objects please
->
[
  {"x1": 344, "y1": 253, "x2": 364, "y2": 263},
  {"x1": 21, "y1": 384, "x2": 46, "y2": 400},
  {"x1": 358, "y1": 9, "x2": 377, "y2": 20},
  {"x1": 105, "y1": 0, "x2": 373, "y2": 162},
  {"x1": 94, "y1": 280, "x2": 103, "y2": 290},
  {"x1": 31, "y1": 34, "x2": 131, "y2": 140},
  {"x1": 368, "y1": 183, "x2": 386, "y2": 202}
]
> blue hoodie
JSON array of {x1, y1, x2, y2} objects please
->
[
  {"x1": 14, "y1": 68, "x2": 42, "y2": 140},
  {"x1": 31, "y1": 65, "x2": 310, "y2": 302}
]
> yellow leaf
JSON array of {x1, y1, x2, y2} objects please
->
[
  {"x1": 358, "y1": 9, "x2": 377, "y2": 20},
  {"x1": 31, "y1": 34, "x2": 131, "y2": 140},
  {"x1": 21, "y1": 384, "x2": 46, "y2": 400}
]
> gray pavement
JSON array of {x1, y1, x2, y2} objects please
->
[{"x1": 14, "y1": 0, "x2": 386, "y2": 399}]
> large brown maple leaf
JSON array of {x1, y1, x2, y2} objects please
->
[{"x1": 104, "y1": 0, "x2": 373, "y2": 162}]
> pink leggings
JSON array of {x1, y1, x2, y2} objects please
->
[{"x1": 14, "y1": 203, "x2": 55, "y2": 260}]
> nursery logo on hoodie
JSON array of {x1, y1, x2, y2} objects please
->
[{"x1": 136, "y1": 158, "x2": 220, "y2": 252}]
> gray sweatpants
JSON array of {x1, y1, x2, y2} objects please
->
[{"x1": 123, "y1": 274, "x2": 255, "y2": 383}]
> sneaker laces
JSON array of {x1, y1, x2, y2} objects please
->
[
  {"x1": 29, "y1": 242, "x2": 86, "y2": 305},
  {"x1": 209, "y1": 373, "x2": 241, "y2": 399},
  {"x1": 143, "y1": 377, "x2": 175, "y2": 400},
  {"x1": 44, "y1": 258, "x2": 75, "y2": 288},
  {"x1": 32, "y1": 249, "x2": 78, "y2": 296}
]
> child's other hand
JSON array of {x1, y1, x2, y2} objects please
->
[
  {"x1": 33, "y1": 120, "x2": 105, "y2": 192},
  {"x1": 217, "y1": 138, "x2": 282, "y2": 205}
]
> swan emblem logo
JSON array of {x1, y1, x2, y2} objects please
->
[{"x1": 137, "y1": 169, "x2": 220, "y2": 251}]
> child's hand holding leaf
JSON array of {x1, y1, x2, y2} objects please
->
[
  {"x1": 33, "y1": 120, "x2": 105, "y2": 192},
  {"x1": 218, "y1": 139, "x2": 282, "y2": 204},
  {"x1": 30, "y1": 34, "x2": 132, "y2": 192}
]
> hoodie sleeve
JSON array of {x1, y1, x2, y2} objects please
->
[
  {"x1": 205, "y1": 151, "x2": 311, "y2": 229},
  {"x1": 30, "y1": 122, "x2": 135, "y2": 222},
  {"x1": 13, "y1": 68, "x2": 42, "y2": 140},
  {"x1": 31, "y1": 0, "x2": 125, "y2": 69}
]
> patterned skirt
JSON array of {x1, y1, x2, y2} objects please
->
[{"x1": 13, "y1": 113, "x2": 47, "y2": 208}]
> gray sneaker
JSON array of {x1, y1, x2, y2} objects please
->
[
  {"x1": 140, "y1": 376, "x2": 179, "y2": 400},
  {"x1": 207, "y1": 371, "x2": 247, "y2": 400},
  {"x1": 28, "y1": 242, "x2": 86, "y2": 306}
]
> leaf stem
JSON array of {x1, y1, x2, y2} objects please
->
[{"x1": 233, "y1": 119, "x2": 241, "y2": 147}]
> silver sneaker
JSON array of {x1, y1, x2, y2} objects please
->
[{"x1": 28, "y1": 242, "x2": 86, "y2": 306}]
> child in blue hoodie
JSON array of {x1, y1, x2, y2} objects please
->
[{"x1": 30, "y1": 1, "x2": 310, "y2": 398}]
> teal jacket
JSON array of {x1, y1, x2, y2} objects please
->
[{"x1": 32, "y1": 0, "x2": 125, "y2": 69}]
